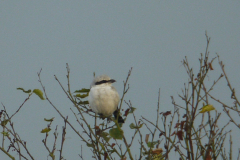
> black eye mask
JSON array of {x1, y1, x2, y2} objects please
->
[{"x1": 95, "y1": 79, "x2": 116, "y2": 85}]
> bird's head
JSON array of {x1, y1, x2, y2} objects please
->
[{"x1": 90, "y1": 75, "x2": 116, "y2": 88}]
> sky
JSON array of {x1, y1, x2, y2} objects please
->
[{"x1": 0, "y1": 1, "x2": 240, "y2": 159}]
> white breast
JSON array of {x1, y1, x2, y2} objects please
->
[{"x1": 88, "y1": 85, "x2": 119, "y2": 117}]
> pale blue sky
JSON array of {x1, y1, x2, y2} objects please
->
[{"x1": 1, "y1": 1, "x2": 240, "y2": 159}]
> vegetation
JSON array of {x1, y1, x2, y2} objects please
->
[{"x1": 1, "y1": 34, "x2": 239, "y2": 160}]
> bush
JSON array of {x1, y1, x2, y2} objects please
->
[{"x1": 1, "y1": 33, "x2": 239, "y2": 160}]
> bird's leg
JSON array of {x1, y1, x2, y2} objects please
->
[{"x1": 98, "y1": 113, "x2": 107, "y2": 120}]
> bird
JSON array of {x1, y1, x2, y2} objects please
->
[{"x1": 88, "y1": 75, "x2": 124, "y2": 123}]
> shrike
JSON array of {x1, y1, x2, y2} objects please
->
[{"x1": 88, "y1": 75, "x2": 124, "y2": 123}]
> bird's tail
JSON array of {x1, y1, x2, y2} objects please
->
[{"x1": 113, "y1": 109, "x2": 124, "y2": 123}]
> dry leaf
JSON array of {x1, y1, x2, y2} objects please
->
[
  {"x1": 145, "y1": 134, "x2": 149, "y2": 143},
  {"x1": 152, "y1": 148, "x2": 163, "y2": 155},
  {"x1": 208, "y1": 62, "x2": 214, "y2": 70},
  {"x1": 176, "y1": 130, "x2": 183, "y2": 140},
  {"x1": 175, "y1": 123, "x2": 181, "y2": 128},
  {"x1": 159, "y1": 132, "x2": 165, "y2": 137},
  {"x1": 162, "y1": 111, "x2": 171, "y2": 116},
  {"x1": 111, "y1": 143, "x2": 115, "y2": 148},
  {"x1": 206, "y1": 154, "x2": 212, "y2": 160},
  {"x1": 124, "y1": 109, "x2": 130, "y2": 116}
]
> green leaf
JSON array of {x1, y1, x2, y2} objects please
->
[
  {"x1": 109, "y1": 127, "x2": 123, "y2": 140},
  {"x1": 152, "y1": 154, "x2": 164, "y2": 160},
  {"x1": 75, "y1": 93, "x2": 88, "y2": 98},
  {"x1": 100, "y1": 132, "x2": 111, "y2": 142},
  {"x1": 33, "y1": 89, "x2": 45, "y2": 100},
  {"x1": 40, "y1": 127, "x2": 51, "y2": 133},
  {"x1": 78, "y1": 101, "x2": 89, "y2": 105},
  {"x1": 199, "y1": 104, "x2": 215, "y2": 113},
  {"x1": 49, "y1": 152, "x2": 55, "y2": 159},
  {"x1": 129, "y1": 123, "x2": 143, "y2": 129},
  {"x1": 147, "y1": 141, "x2": 159, "y2": 148},
  {"x1": 108, "y1": 148, "x2": 117, "y2": 153},
  {"x1": 17, "y1": 88, "x2": 31, "y2": 93},
  {"x1": 86, "y1": 142, "x2": 94, "y2": 148},
  {"x1": 44, "y1": 117, "x2": 55, "y2": 122},
  {"x1": 74, "y1": 88, "x2": 90, "y2": 93},
  {"x1": 1, "y1": 131, "x2": 9, "y2": 136},
  {"x1": 1, "y1": 119, "x2": 9, "y2": 126},
  {"x1": 99, "y1": 143, "x2": 105, "y2": 149},
  {"x1": 152, "y1": 148, "x2": 163, "y2": 160},
  {"x1": 129, "y1": 107, "x2": 136, "y2": 113}
]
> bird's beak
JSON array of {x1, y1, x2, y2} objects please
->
[{"x1": 109, "y1": 79, "x2": 116, "y2": 83}]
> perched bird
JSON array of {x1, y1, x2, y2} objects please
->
[{"x1": 88, "y1": 75, "x2": 124, "y2": 123}]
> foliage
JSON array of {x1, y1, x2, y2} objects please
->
[{"x1": 0, "y1": 33, "x2": 239, "y2": 160}]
